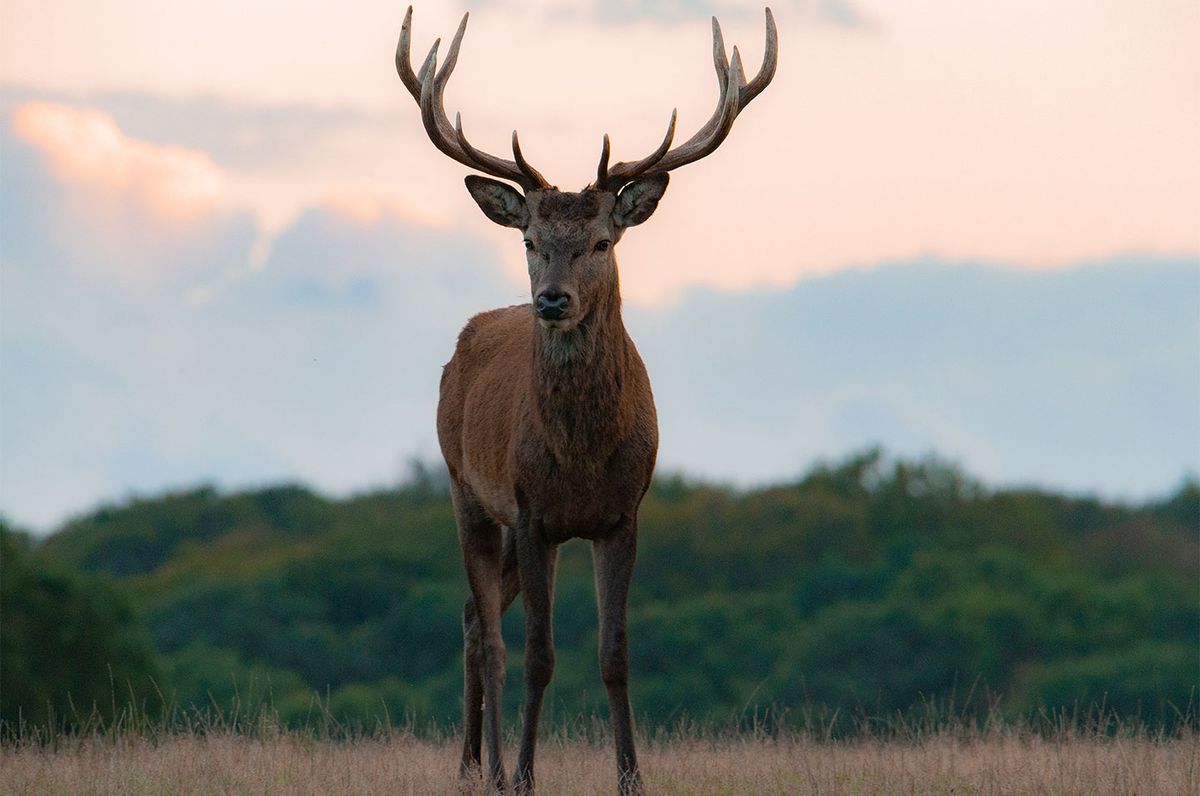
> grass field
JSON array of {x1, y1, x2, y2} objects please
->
[{"x1": 3, "y1": 719, "x2": 1195, "y2": 795}]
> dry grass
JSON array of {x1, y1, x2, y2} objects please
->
[{"x1": 3, "y1": 726, "x2": 1196, "y2": 796}]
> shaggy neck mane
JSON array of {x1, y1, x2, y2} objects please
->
[{"x1": 531, "y1": 276, "x2": 633, "y2": 464}]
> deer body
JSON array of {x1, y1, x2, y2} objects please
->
[
  {"x1": 438, "y1": 296, "x2": 658, "y2": 543},
  {"x1": 395, "y1": 6, "x2": 776, "y2": 793}
]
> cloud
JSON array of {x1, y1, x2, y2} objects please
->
[
  {"x1": 0, "y1": 88, "x2": 403, "y2": 179},
  {"x1": 13, "y1": 101, "x2": 227, "y2": 219},
  {"x1": 0, "y1": 87, "x2": 488, "y2": 239},
  {"x1": 0, "y1": 191, "x2": 517, "y2": 528},
  {"x1": 0, "y1": 102, "x2": 518, "y2": 529},
  {"x1": 5, "y1": 101, "x2": 257, "y2": 289},
  {"x1": 1, "y1": 97, "x2": 1196, "y2": 532},
  {"x1": 628, "y1": 256, "x2": 1200, "y2": 496}
]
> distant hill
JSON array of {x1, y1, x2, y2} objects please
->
[{"x1": 6, "y1": 452, "x2": 1197, "y2": 731}]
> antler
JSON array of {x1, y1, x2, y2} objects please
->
[
  {"x1": 593, "y1": 8, "x2": 778, "y2": 192},
  {"x1": 397, "y1": 6, "x2": 550, "y2": 192}
]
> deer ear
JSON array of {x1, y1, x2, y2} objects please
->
[
  {"x1": 612, "y1": 173, "x2": 670, "y2": 229},
  {"x1": 465, "y1": 176, "x2": 529, "y2": 228}
]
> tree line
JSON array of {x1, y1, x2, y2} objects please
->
[{"x1": 2, "y1": 451, "x2": 1196, "y2": 733}]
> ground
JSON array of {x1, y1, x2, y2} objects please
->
[{"x1": 3, "y1": 727, "x2": 1194, "y2": 795}]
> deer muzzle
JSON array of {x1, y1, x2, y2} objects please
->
[{"x1": 535, "y1": 290, "x2": 570, "y2": 321}]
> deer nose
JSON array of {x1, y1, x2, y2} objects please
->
[{"x1": 535, "y1": 290, "x2": 570, "y2": 320}]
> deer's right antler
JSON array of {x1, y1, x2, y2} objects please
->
[
  {"x1": 593, "y1": 8, "x2": 778, "y2": 192},
  {"x1": 397, "y1": 7, "x2": 551, "y2": 192}
]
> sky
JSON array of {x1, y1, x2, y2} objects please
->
[{"x1": 1, "y1": 0, "x2": 1198, "y2": 531}]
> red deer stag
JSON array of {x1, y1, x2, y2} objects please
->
[{"x1": 396, "y1": 6, "x2": 777, "y2": 794}]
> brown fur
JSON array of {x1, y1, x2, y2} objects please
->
[
  {"x1": 399, "y1": 8, "x2": 777, "y2": 791},
  {"x1": 438, "y1": 186, "x2": 659, "y2": 795},
  {"x1": 438, "y1": 300, "x2": 657, "y2": 541}
]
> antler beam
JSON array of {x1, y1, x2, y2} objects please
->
[{"x1": 397, "y1": 6, "x2": 550, "y2": 191}]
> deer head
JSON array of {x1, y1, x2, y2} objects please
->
[{"x1": 396, "y1": 6, "x2": 777, "y2": 330}]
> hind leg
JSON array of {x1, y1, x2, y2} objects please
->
[{"x1": 513, "y1": 528, "x2": 559, "y2": 795}]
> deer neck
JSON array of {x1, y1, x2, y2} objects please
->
[{"x1": 531, "y1": 283, "x2": 632, "y2": 462}]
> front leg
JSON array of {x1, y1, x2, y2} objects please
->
[
  {"x1": 454, "y1": 486, "x2": 510, "y2": 792},
  {"x1": 513, "y1": 525, "x2": 559, "y2": 795},
  {"x1": 593, "y1": 518, "x2": 644, "y2": 796},
  {"x1": 462, "y1": 531, "x2": 522, "y2": 779}
]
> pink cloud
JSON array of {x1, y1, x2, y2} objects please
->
[
  {"x1": 14, "y1": 100, "x2": 228, "y2": 222},
  {"x1": 10, "y1": 101, "x2": 253, "y2": 287}
]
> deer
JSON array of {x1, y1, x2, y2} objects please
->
[{"x1": 395, "y1": 6, "x2": 777, "y2": 794}]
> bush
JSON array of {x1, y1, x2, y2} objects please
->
[{"x1": 1, "y1": 524, "x2": 163, "y2": 729}]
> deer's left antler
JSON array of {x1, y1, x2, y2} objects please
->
[{"x1": 593, "y1": 8, "x2": 778, "y2": 192}]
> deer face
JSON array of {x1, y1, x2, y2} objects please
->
[
  {"x1": 398, "y1": 6, "x2": 775, "y2": 328},
  {"x1": 465, "y1": 175, "x2": 669, "y2": 331}
]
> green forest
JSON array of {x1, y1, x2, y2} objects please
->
[{"x1": 2, "y1": 451, "x2": 1196, "y2": 734}]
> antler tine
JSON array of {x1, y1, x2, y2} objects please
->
[
  {"x1": 672, "y1": 19, "x2": 739, "y2": 151},
  {"x1": 453, "y1": 111, "x2": 486, "y2": 163},
  {"x1": 711, "y1": 16, "x2": 730, "y2": 98},
  {"x1": 400, "y1": 7, "x2": 550, "y2": 191},
  {"x1": 417, "y1": 38, "x2": 439, "y2": 87},
  {"x1": 434, "y1": 12, "x2": 469, "y2": 98},
  {"x1": 600, "y1": 7, "x2": 777, "y2": 187},
  {"x1": 730, "y1": 46, "x2": 747, "y2": 89},
  {"x1": 656, "y1": 58, "x2": 741, "y2": 170},
  {"x1": 418, "y1": 46, "x2": 458, "y2": 161},
  {"x1": 595, "y1": 134, "x2": 611, "y2": 185},
  {"x1": 453, "y1": 114, "x2": 550, "y2": 192},
  {"x1": 512, "y1": 130, "x2": 550, "y2": 189},
  {"x1": 740, "y1": 7, "x2": 778, "y2": 109},
  {"x1": 594, "y1": 110, "x2": 677, "y2": 190},
  {"x1": 396, "y1": 6, "x2": 421, "y2": 101},
  {"x1": 424, "y1": 13, "x2": 471, "y2": 152}
]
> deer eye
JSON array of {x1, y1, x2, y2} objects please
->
[
  {"x1": 524, "y1": 239, "x2": 535, "y2": 252},
  {"x1": 594, "y1": 239, "x2": 611, "y2": 253}
]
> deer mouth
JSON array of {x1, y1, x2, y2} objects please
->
[{"x1": 537, "y1": 316, "x2": 576, "y2": 332}]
